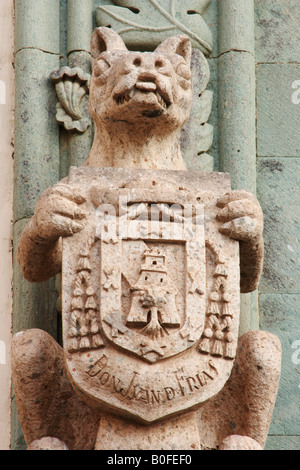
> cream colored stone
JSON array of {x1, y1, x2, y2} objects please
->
[
  {"x1": 95, "y1": 412, "x2": 200, "y2": 450},
  {"x1": 0, "y1": 0, "x2": 14, "y2": 450},
  {"x1": 27, "y1": 437, "x2": 68, "y2": 451},
  {"x1": 61, "y1": 167, "x2": 240, "y2": 425},
  {"x1": 13, "y1": 28, "x2": 280, "y2": 450},
  {"x1": 219, "y1": 435, "x2": 263, "y2": 451}
]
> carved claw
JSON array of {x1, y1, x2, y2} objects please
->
[{"x1": 216, "y1": 190, "x2": 263, "y2": 243}]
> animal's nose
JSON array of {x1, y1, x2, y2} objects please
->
[{"x1": 131, "y1": 54, "x2": 169, "y2": 75}]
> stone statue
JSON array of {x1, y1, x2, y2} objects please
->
[{"x1": 13, "y1": 27, "x2": 281, "y2": 451}]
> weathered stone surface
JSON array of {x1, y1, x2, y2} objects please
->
[
  {"x1": 13, "y1": 219, "x2": 58, "y2": 337},
  {"x1": 15, "y1": 0, "x2": 60, "y2": 54},
  {"x1": 27, "y1": 437, "x2": 68, "y2": 451},
  {"x1": 14, "y1": 27, "x2": 278, "y2": 450},
  {"x1": 96, "y1": 0, "x2": 213, "y2": 55},
  {"x1": 255, "y1": 0, "x2": 300, "y2": 64},
  {"x1": 219, "y1": 435, "x2": 262, "y2": 451},
  {"x1": 260, "y1": 294, "x2": 300, "y2": 437},
  {"x1": 257, "y1": 158, "x2": 300, "y2": 293},
  {"x1": 67, "y1": 0, "x2": 94, "y2": 54},
  {"x1": 197, "y1": 331, "x2": 281, "y2": 449},
  {"x1": 218, "y1": 51, "x2": 256, "y2": 193},
  {"x1": 14, "y1": 48, "x2": 60, "y2": 222},
  {"x1": 62, "y1": 167, "x2": 240, "y2": 424},
  {"x1": 50, "y1": 66, "x2": 91, "y2": 133},
  {"x1": 219, "y1": 0, "x2": 255, "y2": 55},
  {"x1": 11, "y1": 329, "x2": 101, "y2": 450},
  {"x1": 180, "y1": 49, "x2": 214, "y2": 172},
  {"x1": 218, "y1": 0, "x2": 258, "y2": 336},
  {"x1": 265, "y1": 435, "x2": 300, "y2": 451},
  {"x1": 257, "y1": 65, "x2": 300, "y2": 158},
  {"x1": 95, "y1": 412, "x2": 200, "y2": 450}
]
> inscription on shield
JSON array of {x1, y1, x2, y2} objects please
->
[{"x1": 62, "y1": 168, "x2": 240, "y2": 423}]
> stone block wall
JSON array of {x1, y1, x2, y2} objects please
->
[{"x1": 255, "y1": 0, "x2": 300, "y2": 450}]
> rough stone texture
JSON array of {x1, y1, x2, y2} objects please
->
[
  {"x1": 14, "y1": 48, "x2": 60, "y2": 222},
  {"x1": 15, "y1": 0, "x2": 60, "y2": 54},
  {"x1": 197, "y1": 331, "x2": 281, "y2": 449},
  {"x1": 265, "y1": 436, "x2": 300, "y2": 451},
  {"x1": 13, "y1": 219, "x2": 58, "y2": 340},
  {"x1": 255, "y1": 0, "x2": 300, "y2": 63},
  {"x1": 61, "y1": 167, "x2": 240, "y2": 426},
  {"x1": 67, "y1": 0, "x2": 94, "y2": 55},
  {"x1": 96, "y1": 0, "x2": 213, "y2": 55},
  {"x1": 257, "y1": 158, "x2": 300, "y2": 293},
  {"x1": 260, "y1": 294, "x2": 300, "y2": 438},
  {"x1": 218, "y1": 51, "x2": 256, "y2": 194},
  {"x1": 27, "y1": 437, "x2": 68, "y2": 451},
  {"x1": 219, "y1": 0, "x2": 255, "y2": 55},
  {"x1": 13, "y1": 28, "x2": 279, "y2": 450},
  {"x1": 219, "y1": 435, "x2": 262, "y2": 451},
  {"x1": 11, "y1": 329, "x2": 101, "y2": 450},
  {"x1": 257, "y1": 65, "x2": 300, "y2": 158},
  {"x1": 180, "y1": 49, "x2": 214, "y2": 172},
  {"x1": 254, "y1": 1, "x2": 300, "y2": 449},
  {"x1": 95, "y1": 412, "x2": 200, "y2": 450},
  {"x1": 217, "y1": 0, "x2": 258, "y2": 336}
]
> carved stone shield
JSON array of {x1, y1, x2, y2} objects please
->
[{"x1": 62, "y1": 167, "x2": 240, "y2": 423}]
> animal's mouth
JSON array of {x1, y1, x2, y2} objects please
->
[{"x1": 114, "y1": 82, "x2": 171, "y2": 110}]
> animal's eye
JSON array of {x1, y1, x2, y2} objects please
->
[
  {"x1": 176, "y1": 63, "x2": 191, "y2": 81},
  {"x1": 94, "y1": 58, "x2": 111, "y2": 77}
]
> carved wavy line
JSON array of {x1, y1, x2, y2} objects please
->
[
  {"x1": 100, "y1": 6, "x2": 176, "y2": 33},
  {"x1": 170, "y1": 0, "x2": 176, "y2": 17},
  {"x1": 148, "y1": 0, "x2": 212, "y2": 54}
]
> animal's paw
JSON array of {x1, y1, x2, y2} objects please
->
[
  {"x1": 30, "y1": 183, "x2": 87, "y2": 243},
  {"x1": 216, "y1": 190, "x2": 263, "y2": 243},
  {"x1": 219, "y1": 435, "x2": 263, "y2": 451}
]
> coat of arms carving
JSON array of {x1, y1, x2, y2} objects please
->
[{"x1": 62, "y1": 167, "x2": 240, "y2": 423}]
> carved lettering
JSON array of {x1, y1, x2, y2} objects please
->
[
  {"x1": 88, "y1": 354, "x2": 108, "y2": 377},
  {"x1": 164, "y1": 387, "x2": 176, "y2": 401},
  {"x1": 186, "y1": 376, "x2": 200, "y2": 392},
  {"x1": 174, "y1": 361, "x2": 219, "y2": 396},
  {"x1": 88, "y1": 356, "x2": 218, "y2": 407},
  {"x1": 99, "y1": 371, "x2": 110, "y2": 385},
  {"x1": 122, "y1": 372, "x2": 140, "y2": 399},
  {"x1": 150, "y1": 390, "x2": 161, "y2": 405}
]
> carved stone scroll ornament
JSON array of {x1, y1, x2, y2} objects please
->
[
  {"x1": 50, "y1": 67, "x2": 91, "y2": 133},
  {"x1": 13, "y1": 27, "x2": 281, "y2": 451}
]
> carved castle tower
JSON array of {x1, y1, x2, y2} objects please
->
[{"x1": 126, "y1": 248, "x2": 181, "y2": 336}]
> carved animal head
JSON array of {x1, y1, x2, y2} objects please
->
[{"x1": 89, "y1": 27, "x2": 193, "y2": 131}]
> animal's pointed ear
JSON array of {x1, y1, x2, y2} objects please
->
[
  {"x1": 91, "y1": 27, "x2": 128, "y2": 60},
  {"x1": 155, "y1": 35, "x2": 192, "y2": 66}
]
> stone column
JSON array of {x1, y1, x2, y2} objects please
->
[
  {"x1": 218, "y1": 0, "x2": 258, "y2": 333},
  {"x1": 13, "y1": 0, "x2": 61, "y2": 449},
  {"x1": 60, "y1": 0, "x2": 94, "y2": 173}
]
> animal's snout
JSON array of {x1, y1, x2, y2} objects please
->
[
  {"x1": 129, "y1": 53, "x2": 171, "y2": 77},
  {"x1": 135, "y1": 71, "x2": 158, "y2": 93}
]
